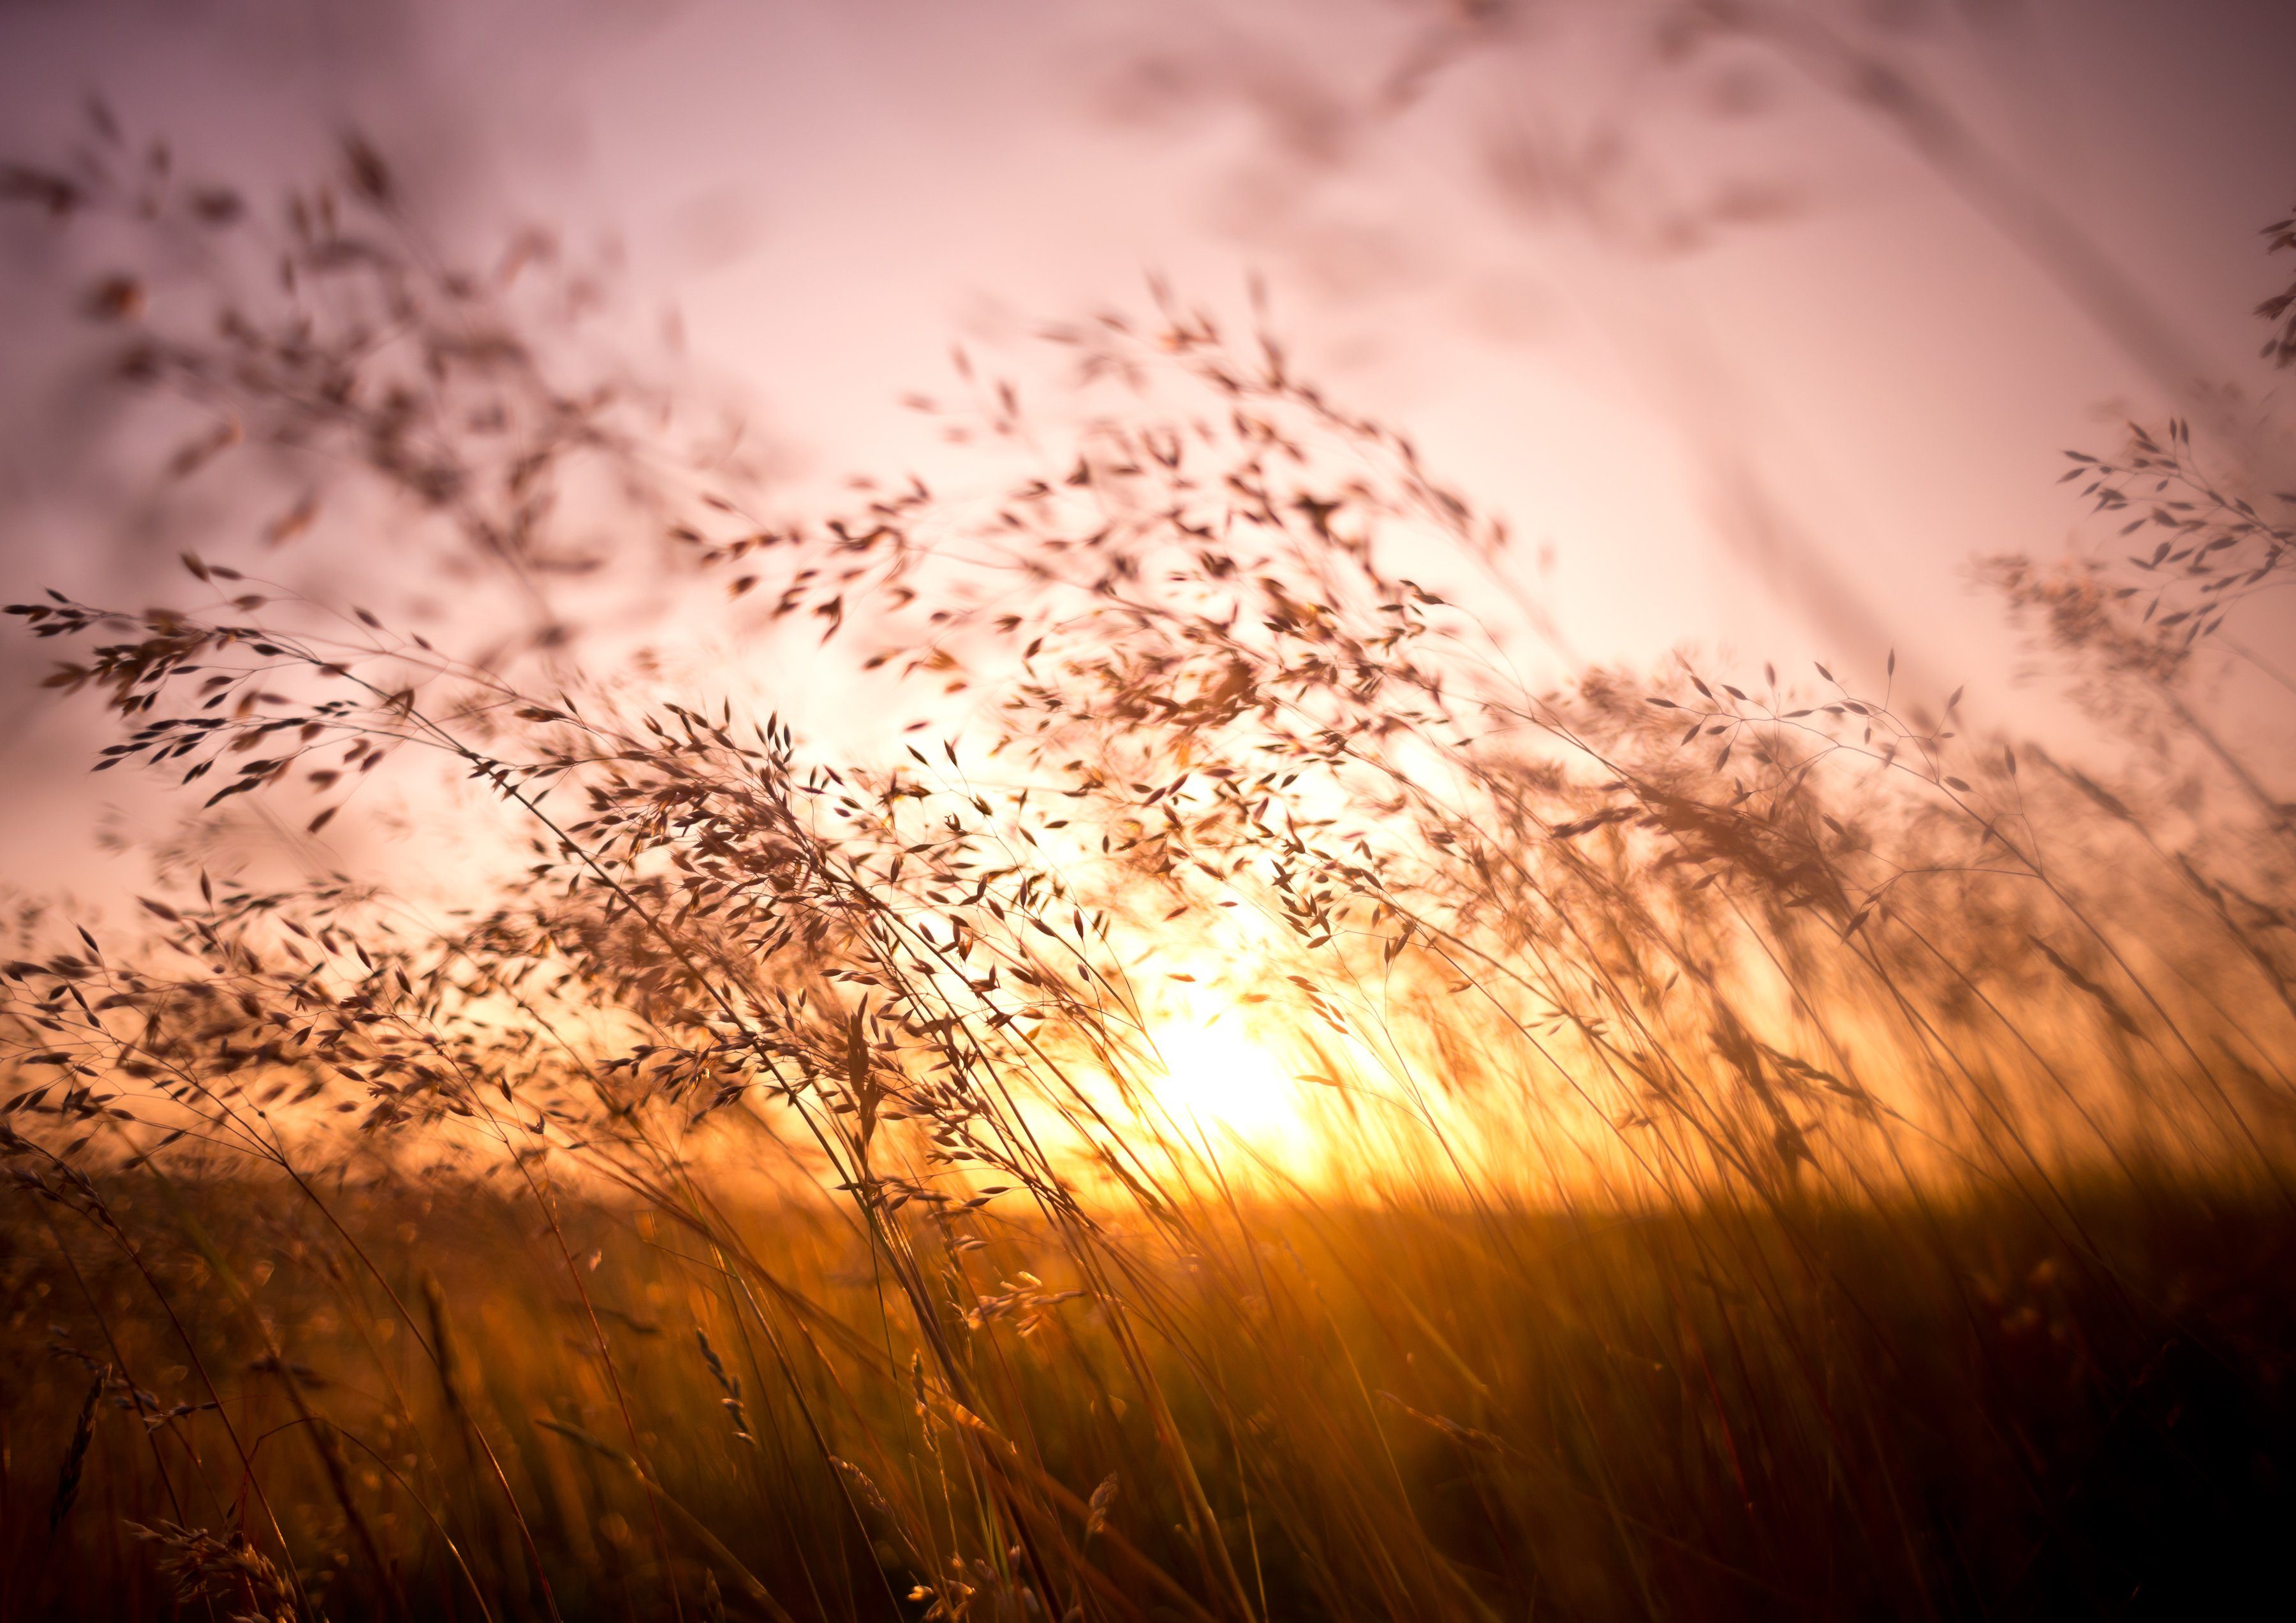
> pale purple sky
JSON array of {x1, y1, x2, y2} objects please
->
[{"x1": 3, "y1": 0, "x2": 2293, "y2": 899}]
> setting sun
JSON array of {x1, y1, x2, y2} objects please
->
[{"x1": 1145, "y1": 1015, "x2": 1311, "y2": 1154}]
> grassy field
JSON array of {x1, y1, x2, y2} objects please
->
[
  {"x1": 4, "y1": 128, "x2": 2296, "y2": 1621},
  {"x1": 6, "y1": 1166, "x2": 2294, "y2": 1621}
]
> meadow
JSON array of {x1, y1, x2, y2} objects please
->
[{"x1": 3, "y1": 128, "x2": 2295, "y2": 1621}]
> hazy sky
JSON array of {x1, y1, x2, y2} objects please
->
[{"x1": 3, "y1": 0, "x2": 2293, "y2": 897}]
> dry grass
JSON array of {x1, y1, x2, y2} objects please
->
[
  {"x1": 6, "y1": 1173, "x2": 2293, "y2": 1620},
  {"x1": 3, "y1": 126, "x2": 2294, "y2": 1621}
]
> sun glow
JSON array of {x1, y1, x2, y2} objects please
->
[{"x1": 1145, "y1": 1015, "x2": 1313, "y2": 1157}]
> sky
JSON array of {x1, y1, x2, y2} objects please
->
[{"x1": 2, "y1": 0, "x2": 2293, "y2": 905}]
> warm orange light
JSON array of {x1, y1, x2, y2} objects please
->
[{"x1": 1145, "y1": 1014, "x2": 1311, "y2": 1159}]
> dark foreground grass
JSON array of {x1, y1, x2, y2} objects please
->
[{"x1": 5, "y1": 1170, "x2": 2292, "y2": 1621}]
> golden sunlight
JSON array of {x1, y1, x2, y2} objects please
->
[{"x1": 1145, "y1": 1012, "x2": 1313, "y2": 1157}]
